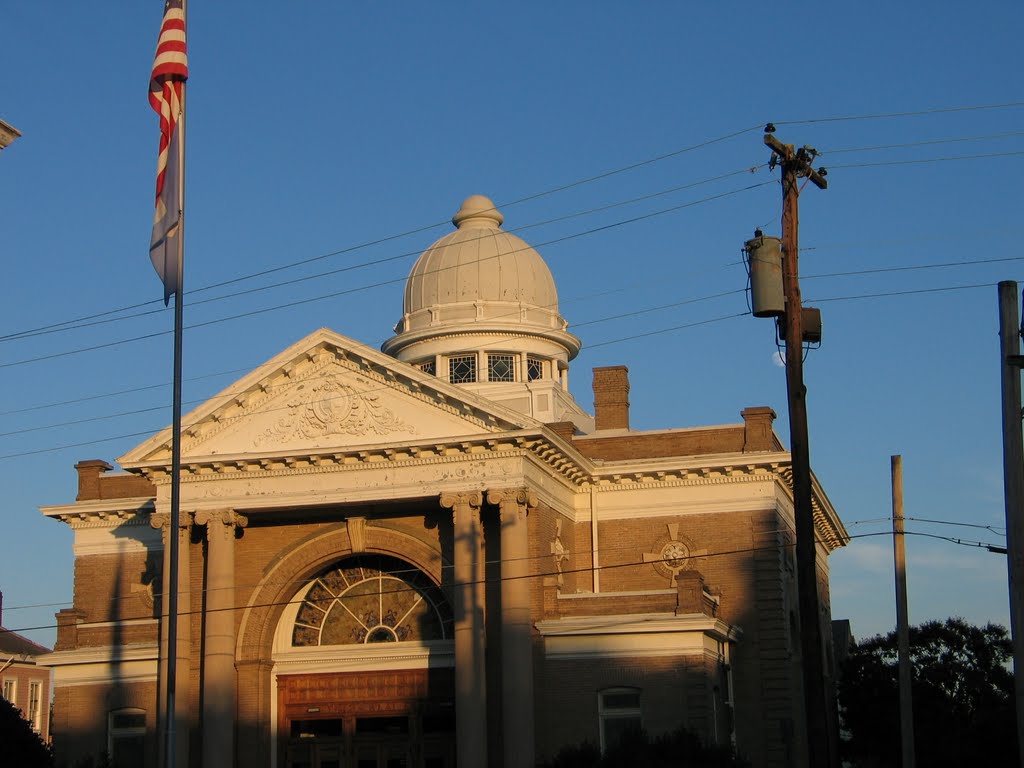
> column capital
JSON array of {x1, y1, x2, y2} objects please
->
[
  {"x1": 150, "y1": 510, "x2": 194, "y2": 531},
  {"x1": 486, "y1": 488, "x2": 538, "y2": 517},
  {"x1": 195, "y1": 509, "x2": 248, "y2": 543},
  {"x1": 439, "y1": 491, "x2": 483, "y2": 513},
  {"x1": 194, "y1": 508, "x2": 249, "y2": 529}
]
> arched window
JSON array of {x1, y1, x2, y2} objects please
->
[{"x1": 291, "y1": 554, "x2": 452, "y2": 647}]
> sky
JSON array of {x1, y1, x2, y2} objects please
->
[{"x1": 0, "y1": 1, "x2": 1021, "y2": 649}]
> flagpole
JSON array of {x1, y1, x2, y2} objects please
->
[{"x1": 164, "y1": 1, "x2": 186, "y2": 765}]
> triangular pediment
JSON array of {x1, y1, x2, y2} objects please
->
[{"x1": 119, "y1": 328, "x2": 540, "y2": 468}]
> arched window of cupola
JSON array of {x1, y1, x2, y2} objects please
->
[{"x1": 290, "y1": 554, "x2": 453, "y2": 647}]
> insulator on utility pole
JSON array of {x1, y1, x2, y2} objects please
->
[{"x1": 744, "y1": 234, "x2": 785, "y2": 318}]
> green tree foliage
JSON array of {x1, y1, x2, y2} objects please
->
[
  {"x1": 838, "y1": 617, "x2": 1015, "y2": 767},
  {"x1": 539, "y1": 726, "x2": 748, "y2": 768},
  {"x1": 0, "y1": 695, "x2": 53, "y2": 768}
]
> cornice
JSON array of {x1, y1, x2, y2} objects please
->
[{"x1": 40, "y1": 497, "x2": 154, "y2": 528}]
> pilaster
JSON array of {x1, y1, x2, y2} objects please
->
[
  {"x1": 195, "y1": 508, "x2": 248, "y2": 768},
  {"x1": 439, "y1": 491, "x2": 486, "y2": 768},
  {"x1": 150, "y1": 510, "x2": 194, "y2": 768},
  {"x1": 487, "y1": 487, "x2": 537, "y2": 768}
]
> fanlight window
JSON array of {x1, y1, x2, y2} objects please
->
[{"x1": 292, "y1": 555, "x2": 452, "y2": 647}]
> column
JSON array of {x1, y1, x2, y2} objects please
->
[
  {"x1": 195, "y1": 509, "x2": 248, "y2": 768},
  {"x1": 150, "y1": 511, "x2": 193, "y2": 768},
  {"x1": 488, "y1": 488, "x2": 537, "y2": 768},
  {"x1": 440, "y1": 491, "x2": 486, "y2": 768}
]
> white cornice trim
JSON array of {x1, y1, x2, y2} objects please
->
[
  {"x1": 40, "y1": 497, "x2": 154, "y2": 523},
  {"x1": 536, "y1": 612, "x2": 739, "y2": 640},
  {"x1": 40, "y1": 643, "x2": 157, "y2": 668}
]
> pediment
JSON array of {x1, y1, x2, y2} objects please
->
[{"x1": 119, "y1": 328, "x2": 539, "y2": 468}]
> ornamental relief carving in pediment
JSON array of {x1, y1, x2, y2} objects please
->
[{"x1": 254, "y1": 374, "x2": 416, "y2": 448}]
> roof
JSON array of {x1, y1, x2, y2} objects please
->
[{"x1": 0, "y1": 627, "x2": 51, "y2": 658}]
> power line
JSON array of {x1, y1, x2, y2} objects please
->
[
  {"x1": 822, "y1": 130, "x2": 1024, "y2": 155},
  {"x1": 0, "y1": 180, "x2": 774, "y2": 371},
  {"x1": 0, "y1": 528, "x2": 1000, "y2": 637},
  {"x1": 826, "y1": 149, "x2": 1024, "y2": 169},
  {"x1": 775, "y1": 101, "x2": 1024, "y2": 126},
  {"x1": 1, "y1": 127, "x2": 765, "y2": 343},
  {"x1": 3, "y1": 259, "x2": 1020, "y2": 442}
]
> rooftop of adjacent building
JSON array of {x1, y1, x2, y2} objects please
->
[{"x1": 0, "y1": 593, "x2": 51, "y2": 657}]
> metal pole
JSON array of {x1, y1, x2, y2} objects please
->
[
  {"x1": 998, "y1": 281, "x2": 1024, "y2": 767},
  {"x1": 164, "y1": 2, "x2": 187, "y2": 763},
  {"x1": 891, "y1": 455, "x2": 915, "y2": 768}
]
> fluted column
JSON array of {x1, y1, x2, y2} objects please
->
[
  {"x1": 488, "y1": 488, "x2": 537, "y2": 768},
  {"x1": 195, "y1": 509, "x2": 247, "y2": 768},
  {"x1": 440, "y1": 491, "x2": 486, "y2": 768},
  {"x1": 151, "y1": 511, "x2": 193, "y2": 768}
]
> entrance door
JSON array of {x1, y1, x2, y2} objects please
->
[
  {"x1": 278, "y1": 670, "x2": 455, "y2": 768},
  {"x1": 283, "y1": 712, "x2": 454, "y2": 768}
]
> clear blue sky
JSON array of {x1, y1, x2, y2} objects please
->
[{"x1": 1, "y1": 1, "x2": 1021, "y2": 647}]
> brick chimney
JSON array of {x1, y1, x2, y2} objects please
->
[
  {"x1": 741, "y1": 406, "x2": 777, "y2": 452},
  {"x1": 75, "y1": 459, "x2": 113, "y2": 501},
  {"x1": 592, "y1": 366, "x2": 630, "y2": 431}
]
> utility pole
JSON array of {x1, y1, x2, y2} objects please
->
[
  {"x1": 763, "y1": 125, "x2": 834, "y2": 768},
  {"x1": 997, "y1": 281, "x2": 1024, "y2": 768},
  {"x1": 891, "y1": 455, "x2": 915, "y2": 768}
]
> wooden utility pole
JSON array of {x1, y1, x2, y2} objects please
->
[
  {"x1": 763, "y1": 126, "x2": 834, "y2": 767},
  {"x1": 997, "y1": 281, "x2": 1024, "y2": 768},
  {"x1": 891, "y1": 455, "x2": 915, "y2": 768}
]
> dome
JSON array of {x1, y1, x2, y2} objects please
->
[
  {"x1": 382, "y1": 195, "x2": 580, "y2": 361},
  {"x1": 403, "y1": 194, "x2": 560, "y2": 317}
]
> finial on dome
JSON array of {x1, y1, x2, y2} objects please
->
[{"x1": 452, "y1": 194, "x2": 504, "y2": 229}]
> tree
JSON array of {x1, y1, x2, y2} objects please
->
[
  {"x1": 0, "y1": 695, "x2": 53, "y2": 768},
  {"x1": 538, "y1": 726, "x2": 748, "y2": 768},
  {"x1": 838, "y1": 617, "x2": 1015, "y2": 767}
]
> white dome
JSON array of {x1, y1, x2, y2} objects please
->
[
  {"x1": 404, "y1": 194, "x2": 559, "y2": 317},
  {"x1": 382, "y1": 195, "x2": 580, "y2": 360}
]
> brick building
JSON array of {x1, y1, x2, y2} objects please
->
[
  {"x1": 41, "y1": 195, "x2": 846, "y2": 768},
  {"x1": 1, "y1": 592, "x2": 53, "y2": 742}
]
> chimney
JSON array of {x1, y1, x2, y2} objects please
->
[
  {"x1": 741, "y1": 406, "x2": 777, "y2": 452},
  {"x1": 75, "y1": 459, "x2": 114, "y2": 501},
  {"x1": 592, "y1": 366, "x2": 630, "y2": 431}
]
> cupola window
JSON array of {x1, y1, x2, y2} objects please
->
[
  {"x1": 418, "y1": 360, "x2": 436, "y2": 376},
  {"x1": 487, "y1": 354, "x2": 515, "y2": 383},
  {"x1": 527, "y1": 356, "x2": 544, "y2": 381},
  {"x1": 449, "y1": 355, "x2": 477, "y2": 384}
]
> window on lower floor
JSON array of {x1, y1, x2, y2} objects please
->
[
  {"x1": 109, "y1": 708, "x2": 146, "y2": 767},
  {"x1": 27, "y1": 681, "x2": 41, "y2": 731},
  {"x1": 2, "y1": 678, "x2": 14, "y2": 703},
  {"x1": 598, "y1": 687, "x2": 642, "y2": 752},
  {"x1": 448, "y1": 355, "x2": 476, "y2": 384}
]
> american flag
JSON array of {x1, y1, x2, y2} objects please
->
[{"x1": 149, "y1": 0, "x2": 188, "y2": 304}]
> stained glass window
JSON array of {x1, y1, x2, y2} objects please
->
[
  {"x1": 292, "y1": 555, "x2": 452, "y2": 647},
  {"x1": 487, "y1": 354, "x2": 515, "y2": 382}
]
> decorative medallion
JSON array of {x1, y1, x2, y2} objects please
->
[{"x1": 643, "y1": 522, "x2": 699, "y2": 586}]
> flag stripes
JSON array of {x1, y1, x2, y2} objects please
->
[{"x1": 149, "y1": 0, "x2": 188, "y2": 304}]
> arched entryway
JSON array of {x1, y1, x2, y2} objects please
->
[{"x1": 273, "y1": 554, "x2": 456, "y2": 768}]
